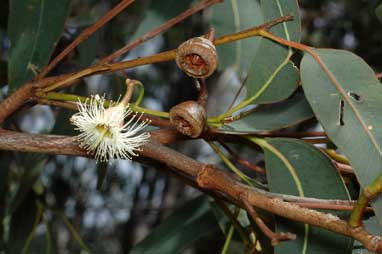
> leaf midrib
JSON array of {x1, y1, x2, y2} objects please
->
[
  {"x1": 245, "y1": 0, "x2": 294, "y2": 105},
  {"x1": 311, "y1": 50, "x2": 382, "y2": 176},
  {"x1": 260, "y1": 138, "x2": 309, "y2": 254},
  {"x1": 21, "y1": 0, "x2": 45, "y2": 84}
]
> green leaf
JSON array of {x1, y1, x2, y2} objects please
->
[
  {"x1": 300, "y1": 48, "x2": 382, "y2": 227},
  {"x1": 246, "y1": 61, "x2": 299, "y2": 104},
  {"x1": 209, "y1": 0, "x2": 263, "y2": 77},
  {"x1": 8, "y1": 153, "x2": 46, "y2": 214},
  {"x1": 96, "y1": 162, "x2": 109, "y2": 190},
  {"x1": 130, "y1": 196, "x2": 219, "y2": 254},
  {"x1": 76, "y1": 32, "x2": 99, "y2": 68},
  {"x1": 218, "y1": 91, "x2": 314, "y2": 134},
  {"x1": 6, "y1": 192, "x2": 43, "y2": 254},
  {"x1": 8, "y1": 0, "x2": 70, "y2": 91},
  {"x1": 57, "y1": 210, "x2": 91, "y2": 252},
  {"x1": 255, "y1": 138, "x2": 352, "y2": 254},
  {"x1": 376, "y1": 2, "x2": 382, "y2": 23},
  {"x1": 245, "y1": 0, "x2": 300, "y2": 104}
]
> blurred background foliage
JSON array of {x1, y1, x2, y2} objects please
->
[{"x1": 0, "y1": 0, "x2": 381, "y2": 253}]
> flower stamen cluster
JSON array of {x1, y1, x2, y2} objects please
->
[{"x1": 70, "y1": 95, "x2": 150, "y2": 162}]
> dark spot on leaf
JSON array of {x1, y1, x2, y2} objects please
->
[
  {"x1": 347, "y1": 91, "x2": 362, "y2": 102},
  {"x1": 339, "y1": 100, "x2": 345, "y2": 126}
]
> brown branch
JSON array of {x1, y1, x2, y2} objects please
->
[
  {"x1": 36, "y1": 0, "x2": 136, "y2": 79},
  {"x1": 196, "y1": 166, "x2": 382, "y2": 252},
  {"x1": 197, "y1": 79, "x2": 208, "y2": 106},
  {"x1": 0, "y1": 74, "x2": 71, "y2": 124},
  {"x1": 0, "y1": 129, "x2": 381, "y2": 251},
  {"x1": 99, "y1": 0, "x2": 223, "y2": 64}
]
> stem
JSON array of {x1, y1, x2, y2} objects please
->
[
  {"x1": 221, "y1": 224, "x2": 235, "y2": 254},
  {"x1": 36, "y1": 0, "x2": 136, "y2": 79},
  {"x1": 22, "y1": 201, "x2": 44, "y2": 254},
  {"x1": 121, "y1": 79, "x2": 145, "y2": 106},
  {"x1": 349, "y1": 175, "x2": 382, "y2": 227},
  {"x1": 197, "y1": 79, "x2": 208, "y2": 106},
  {"x1": 40, "y1": 50, "x2": 177, "y2": 92},
  {"x1": 215, "y1": 199, "x2": 252, "y2": 246},
  {"x1": 303, "y1": 138, "x2": 330, "y2": 144},
  {"x1": 218, "y1": 140, "x2": 265, "y2": 175},
  {"x1": 213, "y1": 15, "x2": 293, "y2": 46},
  {"x1": 37, "y1": 92, "x2": 169, "y2": 119},
  {"x1": 241, "y1": 193, "x2": 296, "y2": 246},
  {"x1": 323, "y1": 149, "x2": 350, "y2": 165},
  {"x1": 99, "y1": 0, "x2": 223, "y2": 64},
  {"x1": 208, "y1": 142, "x2": 254, "y2": 187},
  {"x1": 93, "y1": 127, "x2": 109, "y2": 149},
  {"x1": 56, "y1": 210, "x2": 91, "y2": 252},
  {"x1": 131, "y1": 81, "x2": 145, "y2": 107}
]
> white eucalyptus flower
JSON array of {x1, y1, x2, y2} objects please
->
[{"x1": 70, "y1": 95, "x2": 150, "y2": 162}]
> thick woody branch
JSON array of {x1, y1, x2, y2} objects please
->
[{"x1": 0, "y1": 129, "x2": 380, "y2": 251}]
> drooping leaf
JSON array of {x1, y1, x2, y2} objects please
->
[
  {"x1": 8, "y1": 153, "x2": 46, "y2": 214},
  {"x1": 209, "y1": 0, "x2": 263, "y2": 77},
  {"x1": 96, "y1": 162, "x2": 109, "y2": 190},
  {"x1": 255, "y1": 138, "x2": 353, "y2": 254},
  {"x1": 8, "y1": 0, "x2": 70, "y2": 91},
  {"x1": 301, "y1": 48, "x2": 382, "y2": 227},
  {"x1": 130, "y1": 196, "x2": 219, "y2": 254},
  {"x1": 245, "y1": 0, "x2": 300, "y2": 104},
  {"x1": 376, "y1": 2, "x2": 382, "y2": 23},
  {"x1": 218, "y1": 91, "x2": 314, "y2": 134},
  {"x1": 6, "y1": 192, "x2": 43, "y2": 254}
]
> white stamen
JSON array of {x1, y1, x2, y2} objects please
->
[{"x1": 70, "y1": 95, "x2": 150, "y2": 162}]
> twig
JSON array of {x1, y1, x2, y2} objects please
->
[
  {"x1": 302, "y1": 138, "x2": 330, "y2": 144},
  {"x1": 99, "y1": 0, "x2": 223, "y2": 64},
  {"x1": 36, "y1": 0, "x2": 136, "y2": 79},
  {"x1": 240, "y1": 193, "x2": 296, "y2": 246},
  {"x1": 218, "y1": 140, "x2": 265, "y2": 174},
  {"x1": 294, "y1": 202, "x2": 373, "y2": 213},
  {"x1": 323, "y1": 149, "x2": 350, "y2": 165},
  {"x1": 197, "y1": 79, "x2": 208, "y2": 106},
  {"x1": 333, "y1": 161, "x2": 354, "y2": 175},
  {"x1": 215, "y1": 199, "x2": 252, "y2": 247},
  {"x1": 349, "y1": 175, "x2": 382, "y2": 227}
]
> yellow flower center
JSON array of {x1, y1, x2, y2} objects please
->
[{"x1": 94, "y1": 124, "x2": 113, "y2": 147}]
